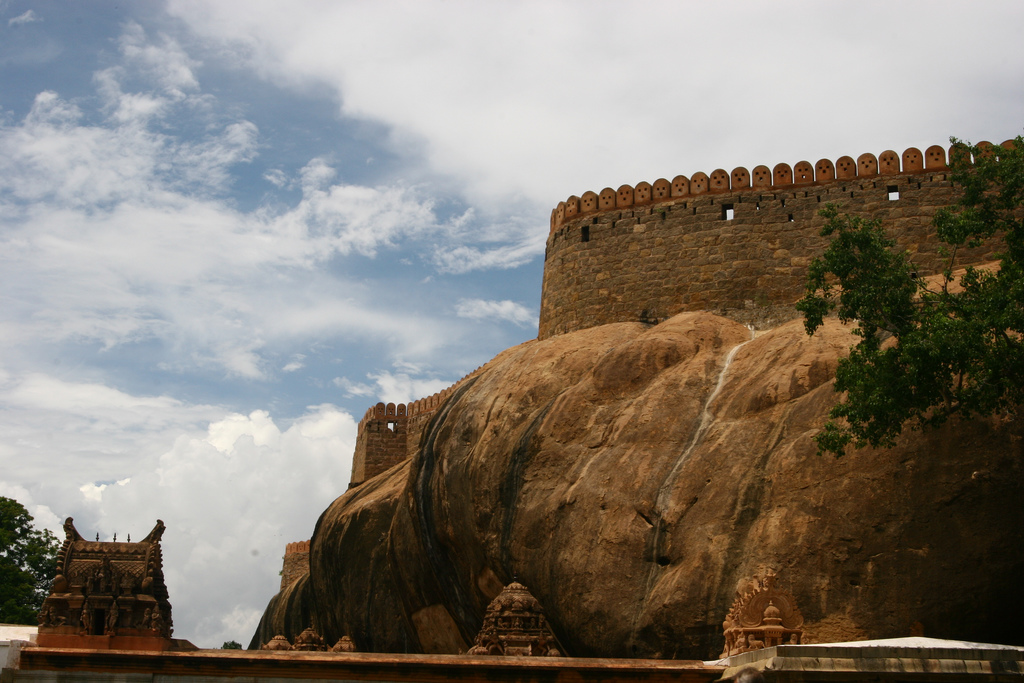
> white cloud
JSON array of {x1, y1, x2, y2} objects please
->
[
  {"x1": 0, "y1": 370, "x2": 356, "y2": 647},
  {"x1": 332, "y1": 376, "x2": 375, "y2": 397},
  {"x1": 367, "y1": 370, "x2": 453, "y2": 406},
  {"x1": 433, "y1": 238, "x2": 543, "y2": 274},
  {"x1": 333, "y1": 370, "x2": 454, "y2": 406},
  {"x1": 455, "y1": 298, "x2": 537, "y2": 328},
  {"x1": 75, "y1": 404, "x2": 357, "y2": 647},
  {"x1": 0, "y1": 87, "x2": 470, "y2": 379},
  {"x1": 263, "y1": 168, "x2": 289, "y2": 188},
  {"x1": 278, "y1": 159, "x2": 456, "y2": 258},
  {"x1": 8, "y1": 10, "x2": 39, "y2": 26},
  {"x1": 118, "y1": 21, "x2": 200, "y2": 97},
  {"x1": 0, "y1": 371, "x2": 226, "y2": 488},
  {"x1": 167, "y1": 1, "x2": 1024, "y2": 210},
  {"x1": 0, "y1": 482, "x2": 60, "y2": 535}
]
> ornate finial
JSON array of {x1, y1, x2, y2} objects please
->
[
  {"x1": 762, "y1": 600, "x2": 782, "y2": 625},
  {"x1": 142, "y1": 519, "x2": 165, "y2": 544},
  {"x1": 63, "y1": 517, "x2": 83, "y2": 542},
  {"x1": 127, "y1": 533, "x2": 130, "y2": 542},
  {"x1": 96, "y1": 533, "x2": 99, "y2": 541},
  {"x1": 113, "y1": 532, "x2": 116, "y2": 541}
]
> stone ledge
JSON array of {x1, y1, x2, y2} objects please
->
[
  {"x1": 718, "y1": 639, "x2": 1024, "y2": 682},
  {"x1": 17, "y1": 647, "x2": 724, "y2": 683}
]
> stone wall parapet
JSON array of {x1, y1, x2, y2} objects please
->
[
  {"x1": 539, "y1": 139, "x2": 1013, "y2": 340},
  {"x1": 350, "y1": 363, "x2": 489, "y2": 487},
  {"x1": 284, "y1": 540, "x2": 310, "y2": 555},
  {"x1": 549, "y1": 141, "x2": 1014, "y2": 232}
]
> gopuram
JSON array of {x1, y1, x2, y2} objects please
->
[{"x1": 35, "y1": 517, "x2": 193, "y2": 651}]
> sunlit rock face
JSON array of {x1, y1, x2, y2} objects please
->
[{"x1": 251, "y1": 312, "x2": 1024, "y2": 657}]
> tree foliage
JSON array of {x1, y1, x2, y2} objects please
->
[
  {"x1": 798, "y1": 137, "x2": 1024, "y2": 455},
  {"x1": 0, "y1": 497, "x2": 59, "y2": 624}
]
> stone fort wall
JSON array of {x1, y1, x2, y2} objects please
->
[
  {"x1": 348, "y1": 364, "x2": 487, "y2": 488},
  {"x1": 280, "y1": 540, "x2": 310, "y2": 591},
  {"x1": 539, "y1": 142, "x2": 1007, "y2": 339}
]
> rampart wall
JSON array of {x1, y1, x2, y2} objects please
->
[
  {"x1": 280, "y1": 540, "x2": 310, "y2": 591},
  {"x1": 539, "y1": 142, "x2": 1009, "y2": 339},
  {"x1": 348, "y1": 365, "x2": 486, "y2": 488}
]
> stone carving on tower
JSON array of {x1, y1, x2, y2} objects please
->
[
  {"x1": 467, "y1": 581, "x2": 563, "y2": 657},
  {"x1": 36, "y1": 518, "x2": 188, "y2": 650},
  {"x1": 720, "y1": 572, "x2": 804, "y2": 658}
]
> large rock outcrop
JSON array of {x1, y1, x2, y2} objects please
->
[{"x1": 250, "y1": 312, "x2": 1024, "y2": 657}]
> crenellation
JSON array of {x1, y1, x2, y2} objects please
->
[
  {"x1": 281, "y1": 540, "x2": 310, "y2": 591},
  {"x1": 539, "y1": 141, "x2": 1009, "y2": 338},
  {"x1": 348, "y1": 363, "x2": 488, "y2": 488}
]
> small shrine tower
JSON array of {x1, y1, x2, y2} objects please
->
[{"x1": 36, "y1": 517, "x2": 193, "y2": 651}]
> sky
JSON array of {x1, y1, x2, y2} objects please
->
[{"x1": 1, "y1": 0, "x2": 1022, "y2": 648}]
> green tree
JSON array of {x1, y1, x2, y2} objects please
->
[
  {"x1": 221, "y1": 640, "x2": 242, "y2": 649},
  {"x1": 0, "y1": 497, "x2": 59, "y2": 624},
  {"x1": 798, "y1": 137, "x2": 1024, "y2": 455}
]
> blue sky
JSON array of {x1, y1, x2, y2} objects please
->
[{"x1": 1, "y1": 0, "x2": 1022, "y2": 647}]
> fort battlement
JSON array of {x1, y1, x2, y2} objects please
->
[
  {"x1": 539, "y1": 141, "x2": 1009, "y2": 339},
  {"x1": 345, "y1": 138, "x2": 1009, "y2": 488},
  {"x1": 348, "y1": 364, "x2": 487, "y2": 488},
  {"x1": 280, "y1": 540, "x2": 310, "y2": 591},
  {"x1": 284, "y1": 540, "x2": 310, "y2": 555}
]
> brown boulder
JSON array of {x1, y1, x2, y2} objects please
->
[{"x1": 252, "y1": 312, "x2": 1024, "y2": 657}]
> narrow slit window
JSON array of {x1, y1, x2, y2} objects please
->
[
  {"x1": 887, "y1": 185, "x2": 900, "y2": 200},
  {"x1": 722, "y1": 204, "x2": 735, "y2": 220},
  {"x1": 788, "y1": 214, "x2": 794, "y2": 222},
  {"x1": 581, "y1": 225, "x2": 590, "y2": 243},
  {"x1": 386, "y1": 420, "x2": 397, "y2": 432}
]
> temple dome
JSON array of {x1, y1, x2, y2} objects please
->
[{"x1": 467, "y1": 581, "x2": 563, "y2": 657}]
